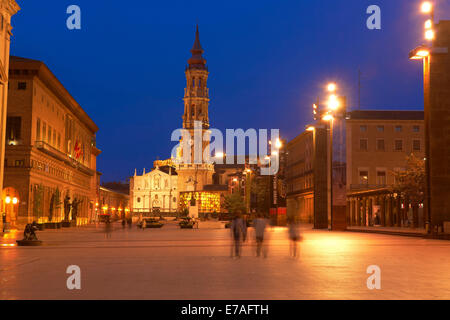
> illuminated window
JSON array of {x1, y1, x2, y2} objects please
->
[{"x1": 359, "y1": 171, "x2": 368, "y2": 185}]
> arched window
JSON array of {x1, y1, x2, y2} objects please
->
[{"x1": 137, "y1": 197, "x2": 141, "y2": 203}]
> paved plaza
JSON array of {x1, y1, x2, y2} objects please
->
[{"x1": 1, "y1": 222, "x2": 449, "y2": 300}]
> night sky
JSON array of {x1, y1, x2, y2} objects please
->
[{"x1": 10, "y1": 1, "x2": 450, "y2": 182}]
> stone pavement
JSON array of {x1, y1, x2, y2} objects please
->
[{"x1": 1, "y1": 222, "x2": 449, "y2": 300}]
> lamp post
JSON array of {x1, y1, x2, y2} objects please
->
[{"x1": 315, "y1": 82, "x2": 342, "y2": 230}]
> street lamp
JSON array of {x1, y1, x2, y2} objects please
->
[
  {"x1": 327, "y1": 83, "x2": 337, "y2": 92},
  {"x1": 421, "y1": 1, "x2": 433, "y2": 14}
]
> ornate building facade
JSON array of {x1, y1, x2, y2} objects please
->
[
  {"x1": 130, "y1": 161, "x2": 178, "y2": 215},
  {"x1": 3, "y1": 56, "x2": 101, "y2": 227}
]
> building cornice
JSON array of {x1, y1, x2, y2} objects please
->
[
  {"x1": 2, "y1": 0, "x2": 20, "y2": 15},
  {"x1": 10, "y1": 57, "x2": 99, "y2": 133}
]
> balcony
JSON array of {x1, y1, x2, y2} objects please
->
[
  {"x1": 349, "y1": 184, "x2": 389, "y2": 191},
  {"x1": 35, "y1": 141, "x2": 95, "y2": 176}
]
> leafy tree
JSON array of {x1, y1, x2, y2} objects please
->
[
  {"x1": 251, "y1": 175, "x2": 271, "y2": 215},
  {"x1": 392, "y1": 154, "x2": 425, "y2": 206},
  {"x1": 223, "y1": 192, "x2": 246, "y2": 215}
]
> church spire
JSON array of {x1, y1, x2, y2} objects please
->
[
  {"x1": 191, "y1": 24, "x2": 203, "y2": 53},
  {"x1": 188, "y1": 25, "x2": 206, "y2": 70}
]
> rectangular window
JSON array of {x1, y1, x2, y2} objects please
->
[
  {"x1": 377, "y1": 171, "x2": 386, "y2": 185},
  {"x1": 14, "y1": 159, "x2": 25, "y2": 167},
  {"x1": 377, "y1": 125, "x2": 384, "y2": 132},
  {"x1": 48, "y1": 126, "x2": 52, "y2": 145},
  {"x1": 18, "y1": 82, "x2": 27, "y2": 90},
  {"x1": 360, "y1": 139, "x2": 368, "y2": 151},
  {"x1": 376, "y1": 139, "x2": 385, "y2": 151},
  {"x1": 359, "y1": 171, "x2": 369, "y2": 185},
  {"x1": 413, "y1": 140, "x2": 421, "y2": 151},
  {"x1": 413, "y1": 125, "x2": 420, "y2": 132},
  {"x1": 360, "y1": 125, "x2": 367, "y2": 132},
  {"x1": 395, "y1": 139, "x2": 403, "y2": 151},
  {"x1": 6, "y1": 116, "x2": 21, "y2": 145},
  {"x1": 36, "y1": 118, "x2": 41, "y2": 141},
  {"x1": 53, "y1": 129, "x2": 56, "y2": 147},
  {"x1": 43, "y1": 122, "x2": 47, "y2": 142},
  {"x1": 395, "y1": 125, "x2": 402, "y2": 132},
  {"x1": 58, "y1": 133, "x2": 61, "y2": 150}
]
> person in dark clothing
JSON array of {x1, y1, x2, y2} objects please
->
[{"x1": 230, "y1": 213, "x2": 247, "y2": 258}]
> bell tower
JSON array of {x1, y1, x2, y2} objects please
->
[
  {"x1": 183, "y1": 25, "x2": 210, "y2": 129},
  {"x1": 177, "y1": 25, "x2": 214, "y2": 193}
]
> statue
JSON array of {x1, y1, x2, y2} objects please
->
[
  {"x1": 71, "y1": 198, "x2": 82, "y2": 221},
  {"x1": 23, "y1": 222, "x2": 38, "y2": 241},
  {"x1": 64, "y1": 195, "x2": 71, "y2": 221}
]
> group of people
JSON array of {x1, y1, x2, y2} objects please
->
[{"x1": 230, "y1": 213, "x2": 302, "y2": 259}]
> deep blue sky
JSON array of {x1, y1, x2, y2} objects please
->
[{"x1": 10, "y1": 1, "x2": 450, "y2": 182}]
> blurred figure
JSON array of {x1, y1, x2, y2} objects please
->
[
  {"x1": 288, "y1": 217, "x2": 301, "y2": 258},
  {"x1": 104, "y1": 216, "x2": 112, "y2": 239},
  {"x1": 253, "y1": 213, "x2": 268, "y2": 258},
  {"x1": 230, "y1": 213, "x2": 247, "y2": 258},
  {"x1": 127, "y1": 217, "x2": 132, "y2": 228},
  {"x1": 122, "y1": 219, "x2": 126, "y2": 228}
]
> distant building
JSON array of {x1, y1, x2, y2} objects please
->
[
  {"x1": 0, "y1": 1, "x2": 20, "y2": 231},
  {"x1": 286, "y1": 128, "x2": 327, "y2": 227},
  {"x1": 3, "y1": 56, "x2": 101, "y2": 227},
  {"x1": 98, "y1": 186, "x2": 129, "y2": 221},
  {"x1": 346, "y1": 110, "x2": 425, "y2": 228},
  {"x1": 130, "y1": 161, "x2": 178, "y2": 215}
]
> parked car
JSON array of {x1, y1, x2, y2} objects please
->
[{"x1": 138, "y1": 218, "x2": 163, "y2": 229}]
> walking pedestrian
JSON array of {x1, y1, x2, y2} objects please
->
[
  {"x1": 230, "y1": 213, "x2": 246, "y2": 258},
  {"x1": 288, "y1": 217, "x2": 301, "y2": 258},
  {"x1": 2, "y1": 212, "x2": 6, "y2": 233},
  {"x1": 253, "y1": 213, "x2": 268, "y2": 258},
  {"x1": 104, "y1": 217, "x2": 112, "y2": 239}
]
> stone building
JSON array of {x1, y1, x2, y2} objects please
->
[
  {"x1": 286, "y1": 126, "x2": 327, "y2": 227},
  {"x1": 423, "y1": 20, "x2": 450, "y2": 233},
  {"x1": 3, "y1": 56, "x2": 101, "y2": 227},
  {"x1": 346, "y1": 110, "x2": 425, "y2": 228},
  {"x1": 129, "y1": 160, "x2": 178, "y2": 216},
  {"x1": 0, "y1": 0, "x2": 19, "y2": 231}
]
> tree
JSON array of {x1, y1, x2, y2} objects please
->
[
  {"x1": 392, "y1": 154, "x2": 425, "y2": 227},
  {"x1": 251, "y1": 175, "x2": 271, "y2": 215},
  {"x1": 392, "y1": 154, "x2": 425, "y2": 206},
  {"x1": 223, "y1": 192, "x2": 246, "y2": 215}
]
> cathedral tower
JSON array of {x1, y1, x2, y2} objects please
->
[{"x1": 176, "y1": 26, "x2": 214, "y2": 193}]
